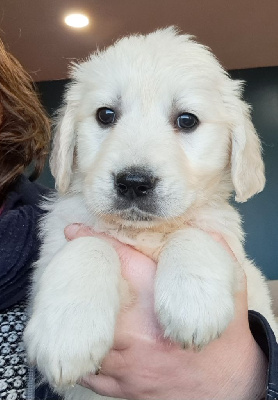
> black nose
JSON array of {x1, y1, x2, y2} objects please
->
[{"x1": 115, "y1": 171, "x2": 157, "y2": 200}]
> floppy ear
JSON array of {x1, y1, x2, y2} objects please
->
[
  {"x1": 50, "y1": 102, "x2": 76, "y2": 194},
  {"x1": 229, "y1": 90, "x2": 265, "y2": 203}
]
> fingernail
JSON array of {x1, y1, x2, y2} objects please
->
[{"x1": 64, "y1": 223, "x2": 82, "y2": 240}]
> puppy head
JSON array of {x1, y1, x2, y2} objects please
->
[{"x1": 51, "y1": 27, "x2": 265, "y2": 226}]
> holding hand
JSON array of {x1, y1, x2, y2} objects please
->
[{"x1": 65, "y1": 224, "x2": 267, "y2": 400}]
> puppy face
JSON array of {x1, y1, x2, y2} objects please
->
[{"x1": 51, "y1": 28, "x2": 265, "y2": 227}]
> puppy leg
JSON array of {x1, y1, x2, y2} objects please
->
[
  {"x1": 244, "y1": 259, "x2": 278, "y2": 339},
  {"x1": 24, "y1": 237, "x2": 122, "y2": 390},
  {"x1": 155, "y1": 228, "x2": 237, "y2": 348}
]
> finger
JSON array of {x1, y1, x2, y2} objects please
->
[
  {"x1": 64, "y1": 223, "x2": 92, "y2": 240},
  {"x1": 99, "y1": 349, "x2": 128, "y2": 370},
  {"x1": 65, "y1": 224, "x2": 157, "y2": 281},
  {"x1": 209, "y1": 232, "x2": 237, "y2": 260},
  {"x1": 80, "y1": 374, "x2": 122, "y2": 398},
  {"x1": 209, "y1": 231, "x2": 247, "y2": 294},
  {"x1": 64, "y1": 224, "x2": 125, "y2": 251}
]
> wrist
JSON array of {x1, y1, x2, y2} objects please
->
[{"x1": 215, "y1": 334, "x2": 267, "y2": 400}]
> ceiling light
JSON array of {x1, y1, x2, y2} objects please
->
[{"x1": 65, "y1": 13, "x2": 89, "y2": 28}]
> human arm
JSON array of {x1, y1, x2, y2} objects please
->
[
  {"x1": 65, "y1": 224, "x2": 269, "y2": 400},
  {"x1": 0, "y1": 177, "x2": 50, "y2": 310},
  {"x1": 0, "y1": 203, "x2": 41, "y2": 309}
]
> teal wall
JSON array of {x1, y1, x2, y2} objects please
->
[
  {"x1": 36, "y1": 67, "x2": 278, "y2": 279},
  {"x1": 229, "y1": 68, "x2": 278, "y2": 280}
]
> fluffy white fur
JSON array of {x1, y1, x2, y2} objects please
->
[{"x1": 24, "y1": 27, "x2": 278, "y2": 400}]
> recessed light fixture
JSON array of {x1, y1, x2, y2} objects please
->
[{"x1": 65, "y1": 13, "x2": 89, "y2": 28}]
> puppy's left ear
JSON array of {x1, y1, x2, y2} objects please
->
[
  {"x1": 50, "y1": 100, "x2": 77, "y2": 194},
  {"x1": 229, "y1": 86, "x2": 265, "y2": 202}
]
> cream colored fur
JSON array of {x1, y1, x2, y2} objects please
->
[{"x1": 24, "y1": 28, "x2": 277, "y2": 400}]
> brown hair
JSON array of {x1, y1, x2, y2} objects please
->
[{"x1": 0, "y1": 38, "x2": 51, "y2": 204}]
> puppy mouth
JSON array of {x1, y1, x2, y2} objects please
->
[{"x1": 113, "y1": 206, "x2": 157, "y2": 222}]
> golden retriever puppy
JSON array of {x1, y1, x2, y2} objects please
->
[{"x1": 24, "y1": 27, "x2": 277, "y2": 400}]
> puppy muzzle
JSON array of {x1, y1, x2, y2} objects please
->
[{"x1": 113, "y1": 167, "x2": 160, "y2": 219}]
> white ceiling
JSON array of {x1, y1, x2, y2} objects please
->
[{"x1": 1, "y1": 0, "x2": 278, "y2": 81}]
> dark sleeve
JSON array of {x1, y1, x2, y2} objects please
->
[
  {"x1": 248, "y1": 310, "x2": 278, "y2": 400},
  {"x1": 0, "y1": 204, "x2": 42, "y2": 310},
  {"x1": 34, "y1": 371, "x2": 63, "y2": 400}
]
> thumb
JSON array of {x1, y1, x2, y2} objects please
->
[
  {"x1": 64, "y1": 223, "x2": 128, "y2": 253},
  {"x1": 64, "y1": 223, "x2": 93, "y2": 241}
]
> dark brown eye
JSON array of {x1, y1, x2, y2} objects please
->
[
  {"x1": 96, "y1": 107, "x2": 116, "y2": 125},
  {"x1": 176, "y1": 112, "x2": 199, "y2": 131}
]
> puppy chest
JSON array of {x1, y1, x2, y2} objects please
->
[{"x1": 107, "y1": 229, "x2": 170, "y2": 261}]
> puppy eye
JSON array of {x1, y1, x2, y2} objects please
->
[
  {"x1": 96, "y1": 107, "x2": 116, "y2": 125},
  {"x1": 176, "y1": 112, "x2": 199, "y2": 131}
]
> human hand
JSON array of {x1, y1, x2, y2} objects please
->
[{"x1": 65, "y1": 224, "x2": 267, "y2": 400}]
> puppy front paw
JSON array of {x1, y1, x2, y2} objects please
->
[
  {"x1": 155, "y1": 228, "x2": 237, "y2": 348},
  {"x1": 25, "y1": 237, "x2": 122, "y2": 389},
  {"x1": 155, "y1": 275, "x2": 235, "y2": 349},
  {"x1": 24, "y1": 307, "x2": 115, "y2": 389}
]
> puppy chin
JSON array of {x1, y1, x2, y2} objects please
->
[
  {"x1": 96, "y1": 200, "x2": 193, "y2": 230},
  {"x1": 100, "y1": 207, "x2": 161, "y2": 229},
  {"x1": 118, "y1": 208, "x2": 155, "y2": 221}
]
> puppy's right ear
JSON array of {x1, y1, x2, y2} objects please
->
[
  {"x1": 228, "y1": 89, "x2": 265, "y2": 202},
  {"x1": 50, "y1": 101, "x2": 76, "y2": 194}
]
